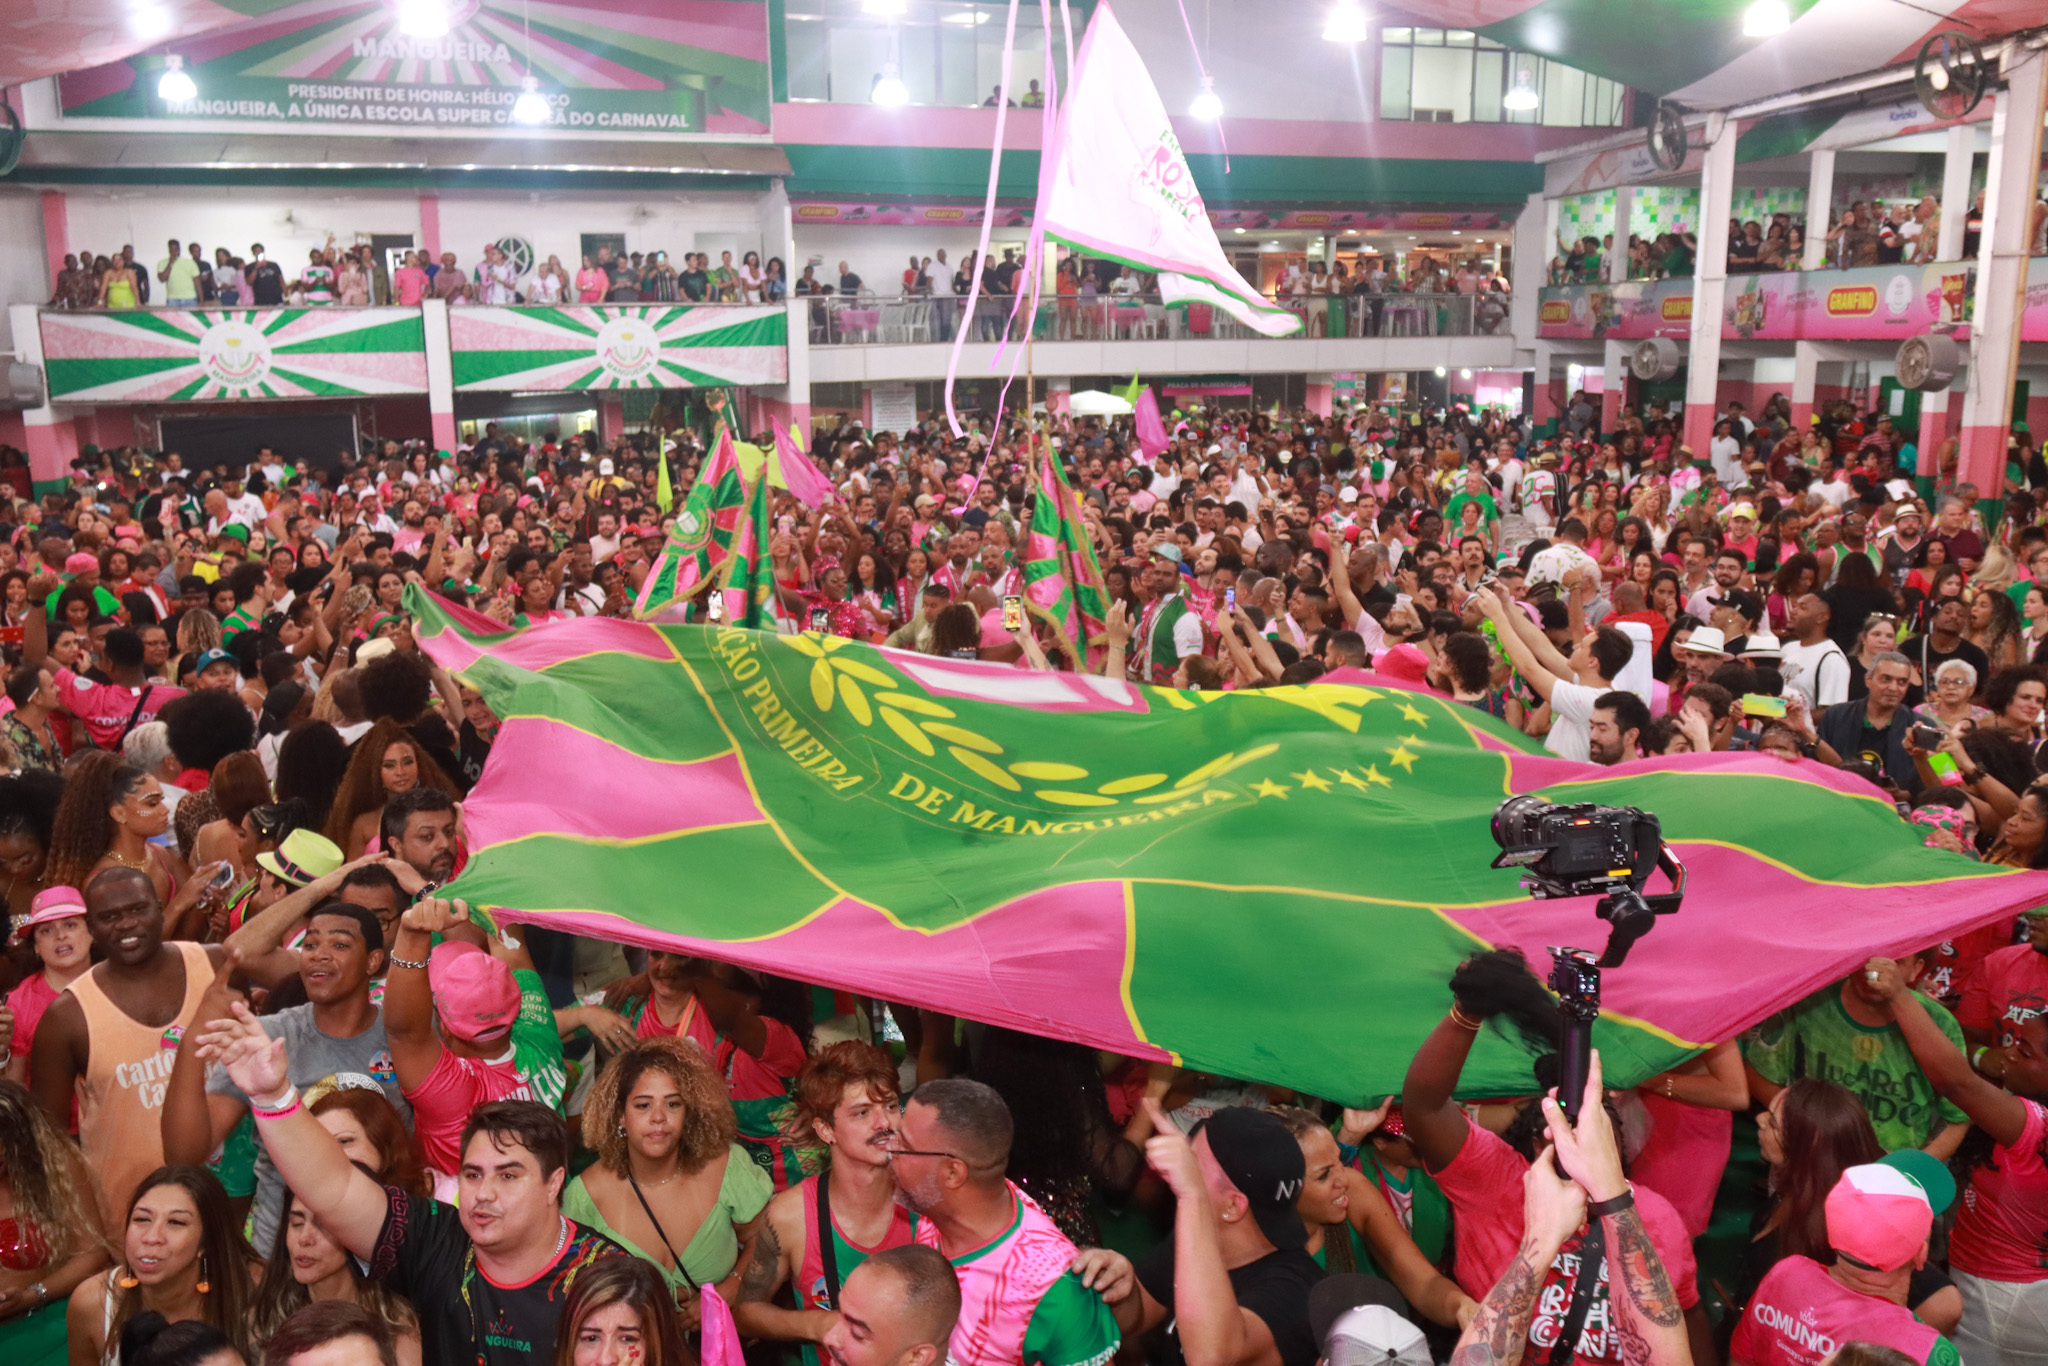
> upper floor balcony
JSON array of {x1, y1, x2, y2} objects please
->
[{"x1": 1536, "y1": 257, "x2": 2048, "y2": 345}]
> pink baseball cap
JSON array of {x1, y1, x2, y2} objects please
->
[
  {"x1": 1373, "y1": 644, "x2": 1433, "y2": 686},
  {"x1": 14, "y1": 885, "x2": 86, "y2": 942},
  {"x1": 1825, "y1": 1163, "x2": 1933, "y2": 1271},
  {"x1": 63, "y1": 553, "x2": 98, "y2": 575},
  {"x1": 428, "y1": 941, "x2": 521, "y2": 1043}
]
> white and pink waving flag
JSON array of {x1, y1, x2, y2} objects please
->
[{"x1": 1038, "y1": 3, "x2": 1301, "y2": 339}]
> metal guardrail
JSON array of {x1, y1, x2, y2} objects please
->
[{"x1": 803, "y1": 291, "x2": 1511, "y2": 345}]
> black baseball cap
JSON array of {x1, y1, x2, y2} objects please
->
[{"x1": 1192, "y1": 1107, "x2": 1307, "y2": 1250}]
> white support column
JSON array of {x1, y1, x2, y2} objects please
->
[
  {"x1": 1602, "y1": 338, "x2": 1628, "y2": 433},
  {"x1": 419, "y1": 298, "x2": 457, "y2": 452},
  {"x1": 1802, "y1": 149, "x2": 1835, "y2": 269},
  {"x1": 1610, "y1": 187, "x2": 1634, "y2": 283},
  {"x1": 1509, "y1": 191, "x2": 1547, "y2": 352},
  {"x1": 1791, "y1": 341, "x2": 1821, "y2": 432},
  {"x1": 1533, "y1": 341, "x2": 1561, "y2": 434},
  {"x1": 749, "y1": 297, "x2": 812, "y2": 437},
  {"x1": 1918, "y1": 122, "x2": 1977, "y2": 466},
  {"x1": 8, "y1": 304, "x2": 79, "y2": 491},
  {"x1": 1683, "y1": 116, "x2": 1737, "y2": 452},
  {"x1": 1959, "y1": 41, "x2": 2048, "y2": 498}
]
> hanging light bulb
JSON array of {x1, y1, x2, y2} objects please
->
[
  {"x1": 157, "y1": 54, "x2": 197, "y2": 102},
  {"x1": 862, "y1": 0, "x2": 906, "y2": 13},
  {"x1": 1322, "y1": 2, "x2": 1370, "y2": 42},
  {"x1": 1189, "y1": 75, "x2": 1223, "y2": 121},
  {"x1": 871, "y1": 62, "x2": 910, "y2": 106},
  {"x1": 397, "y1": 0, "x2": 451, "y2": 38},
  {"x1": 1742, "y1": 0, "x2": 1790, "y2": 36},
  {"x1": 511, "y1": 74, "x2": 551, "y2": 124},
  {"x1": 1503, "y1": 69, "x2": 1539, "y2": 111}
]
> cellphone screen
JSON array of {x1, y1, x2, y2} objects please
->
[
  {"x1": 1225, "y1": 587, "x2": 1237, "y2": 612},
  {"x1": 1001, "y1": 595, "x2": 1023, "y2": 631},
  {"x1": 1928, "y1": 750, "x2": 1963, "y2": 786},
  {"x1": 809, "y1": 608, "x2": 830, "y2": 633}
]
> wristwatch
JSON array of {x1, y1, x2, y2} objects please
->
[
  {"x1": 409, "y1": 880, "x2": 440, "y2": 903},
  {"x1": 28, "y1": 1282, "x2": 45, "y2": 1306}
]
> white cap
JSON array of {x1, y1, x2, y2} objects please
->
[
  {"x1": 1677, "y1": 626, "x2": 1731, "y2": 657},
  {"x1": 1326, "y1": 1307, "x2": 1430, "y2": 1366}
]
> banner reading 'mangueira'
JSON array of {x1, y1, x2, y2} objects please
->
[{"x1": 414, "y1": 589, "x2": 2048, "y2": 1102}]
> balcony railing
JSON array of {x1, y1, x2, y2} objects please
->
[
  {"x1": 1537, "y1": 256, "x2": 2048, "y2": 343},
  {"x1": 804, "y1": 291, "x2": 1513, "y2": 345}
]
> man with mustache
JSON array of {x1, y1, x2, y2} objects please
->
[{"x1": 736, "y1": 1042, "x2": 920, "y2": 1364}]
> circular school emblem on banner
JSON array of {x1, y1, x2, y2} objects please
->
[
  {"x1": 594, "y1": 316, "x2": 659, "y2": 385},
  {"x1": 198, "y1": 318, "x2": 273, "y2": 390}
]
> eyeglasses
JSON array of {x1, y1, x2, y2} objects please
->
[{"x1": 883, "y1": 1142, "x2": 963, "y2": 1163}]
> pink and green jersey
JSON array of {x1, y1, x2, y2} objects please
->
[
  {"x1": 795, "y1": 1174, "x2": 920, "y2": 1366},
  {"x1": 1731, "y1": 1255, "x2": 1958, "y2": 1366},
  {"x1": 915, "y1": 1182, "x2": 1120, "y2": 1366}
]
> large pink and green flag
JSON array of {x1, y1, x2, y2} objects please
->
[
  {"x1": 720, "y1": 470, "x2": 783, "y2": 632},
  {"x1": 1021, "y1": 455, "x2": 1111, "y2": 669},
  {"x1": 410, "y1": 589, "x2": 2048, "y2": 1102},
  {"x1": 635, "y1": 426, "x2": 746, "y2": 619}
]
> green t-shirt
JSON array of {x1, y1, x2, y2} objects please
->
[
  {"x1": 509, "y1": 967, "x2": 568, "y2": 1111},
  {"x1": 1443, "y1": 490, "x2": 1501, "y2": 531},
  {"x1": 1021, "y1": 1271, "x2": 1122, "y2": 1366},
  {"x1": 1741, "y1": 986, "x2": 1969, "y2": 1151}
]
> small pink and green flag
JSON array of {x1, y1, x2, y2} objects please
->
[
  {"x1": 636, "y1": 425, "x2": 746, "y2": 619},
  {"x1": 1021, "y1": 453, "x2": 1111, "y2": 669},
  {"x1": 720, "y1": 466, "x2": 783, "y2": 632}
]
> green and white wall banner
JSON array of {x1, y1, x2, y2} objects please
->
[
  {"x1": 57, "y1": 0, "x2": 771, "y2": 137},
  {"x1": 38, "y1": 307, "x2": 428, "y2": 402},
  {"x1": 448, "y1": 304, "x2": 787, "y2": 392}
]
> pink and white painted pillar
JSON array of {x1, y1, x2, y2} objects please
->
[
  {"x1": 7, "y1": 305, "x2": 79, "y2": 490},
  {"x1": 1958, "y1": 41, "x2": 2048, "y2": 497},
  {"x1": 1681, "y1": 115, "x2": 1736, "y2": 454},
  {"x1": 419, "y1": 298, "x2": 458, "y2": 452},
  {"x1": 1790, "y1": 343, "x2": 1820, "y2": 432},
  {"x1": 1602, "y1": 339, "x2": 1628, "y2": 432},
  {"x1": 1918, "y1": 122, "x2": 1977, "y2": 467},
  {"x1": 747, "y1": 297, "x2": 812, "y2": 439}
]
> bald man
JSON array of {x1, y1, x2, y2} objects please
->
[
  {"x1": 823, "y1": 1246, "x2": 963, "y2": 1366},
  {"x1": 30, "y1": 864, "x2": 224, "y2": 1225}
]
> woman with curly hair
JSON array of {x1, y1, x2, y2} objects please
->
[
  {"x1": 321, "y1": 718, "x2": 458, "y2": 859},
  {"x1": 563, "y1": 1038, "x2": 772, "y2": 1311},
  {"x1": 65, "y1": 1164, "x2": 263, "y2": 1366},
  {"x1": 44, "y1": 752, "x2": 190, "y2": 908},
  {"x1": 0, "y1": 1080, "x2": 109, "y2": 1362}
]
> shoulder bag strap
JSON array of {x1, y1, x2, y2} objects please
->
[
  {"x1": 1545, "y1": 1219, "x2": 1606, "y2": 1365},
  {"x1": 118, "y1": 686, "x2": 154, "y2": 745},
  {"x1": 626, "y1": 1170, "x2": 700, "y2": 1291},
  {"x1": 815, "y1": 1174, "x2": 844, "y2": 1310}
]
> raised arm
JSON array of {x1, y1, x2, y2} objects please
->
[
  {"x1": 161, "y1": 955, "x2": 250, "y2": 1166},
  {"x1": 223, "y1": 856, "x2": 376, "y2": 988},
  {"x1": 1869, "y1": 954, "x2": 2029, "y2": 1147},
  {"x1": 1142, "y1": 1097, "x2": 1278, "y2": 1366},
  {"x1": 1543, "y1": 1053, "x2": 1691, "y2": 1366},
  {"x1": 1348, "y1": 1172, "x2": 1477, "y2": 1329},
  {"x1": 1473, "y1": 586, "x2": 1571, "y2": 702},
  {"x1": 195, "y1": 1001, "x2": 391, "y2": 1257},
  {"x1": 1446, "y1": 1149, "x2": 1582, "y2": 1366},
  {"x1": 383, "y1": 897, "x2": 472, "y2": 1088}
]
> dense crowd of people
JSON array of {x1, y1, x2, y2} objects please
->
[
  {"x1": 42, "y1": 239, "x2": 793, "y2": 311},
  {"x1": 0, "y1": 388, "x2": 2041, "y2": 1366}
]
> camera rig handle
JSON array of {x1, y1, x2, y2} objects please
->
[{"x1": 1595, "y1": 844, "x2": 1687, "y2": 968}]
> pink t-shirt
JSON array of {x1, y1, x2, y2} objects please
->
[
  {"x1": 393, "y1": 266, "x2": 429, "y2": 306},
  {"x1": 1731, "y1": 1255, "x2": 1953, "y2": 1366},
  {"x1": 1435, "y1": 1124, "x2": 1698, "y2": 1366},
  {"x1": 1949, "y1": 1097, "x2": 2048, "y2": 1282},
  {"x1": 53, "y1": 669, "x2": 184, "y2": 750},
  {"x1": 402, "y1": 1045, "x2": 539, "y2": 1174},
  {"x1": 6, "y1": 971, "x2": 59, "y2": 1062},
  {"x1": 1628, "y1": 1094, "x2": 1732, "y2": 1239},
  {"x1": 1957, "y1": 944, "x2": 2048, "y2": 1047}
]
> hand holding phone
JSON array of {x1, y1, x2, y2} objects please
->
[{"x1": 1001, "y1": 594, "x2": 1023, "y2": 632}]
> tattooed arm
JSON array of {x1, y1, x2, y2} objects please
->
[
  {"x1": 1449, "y1": 1148, "x2": 1582, "y2": 1366},
  {"x1": 1545, "y1": 1051, "x2": 1695, "y2": 1366},
  {"x1": 730, "y1": 1187, "x2": 839, "y2": 1343}
]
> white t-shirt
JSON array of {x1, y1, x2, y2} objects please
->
[
  {"x1": 1779, "y1": 637, "x2": 1850, "y2": 708},
  {"x1": 1528, "y1": 541, "x2": 1597, "y2": 589},
  {"x1": 1546, "y1": 679, "x2": 1601, "y2": 762},
  {"x1": 1710, "y1": 436, "x2": 1745, "y2": 486},
  {"x1": 1519, "y1": 469, "x2": 1558, "y2": 524},
  {"x1": 1815, "y1": 477, "x2": 1854, "y2": 510}
]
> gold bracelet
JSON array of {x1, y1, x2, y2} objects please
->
[
  {"x1": 1447, "y1": 1003, "x2": 1483, "y2": 1031},
  {"x1": 1662, "y1": 1076, "x2": 1675, "y2": 1099}
]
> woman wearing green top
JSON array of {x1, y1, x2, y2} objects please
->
[
  {"x1": 564, "y1": 1037, "x2": 772, "y2": 1322},
  {"x1": 1272, "y1": 1107, "x2": 1476, "y2": 1330}
]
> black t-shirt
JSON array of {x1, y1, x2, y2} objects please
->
[
  {"x1": 246, "y1": 260, "x2": 285, "y2": 305},
  {"x1": 1905, "y1": 635, "x2": 1990, "y2": 707},
  {"x1": 368, "y1": 1187, "x2": 627, "y2": 1366},
  {"x1": 1135, "y1": 1238, "x2": 1324, "y2": 1366},
  {"x1": 680, "y1": 270, "x2": 708, "y2": 300}
]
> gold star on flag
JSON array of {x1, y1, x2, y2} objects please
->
[
  {"x1": 1365, "y1": 764, "x2": 1392, "y2": 787},
  {"x1": 1292, "y1": 769, "x2": 1333, "y2": 792},
  {"x1": 1253, "y1": 778, "x2": 1292, "y2": 799},
  {"x1": 1386, "y1": 743, "x2": 1418, "y2": 774},
  {"x1": 1399, "y1": 701, "x2": 1429, "y2": 726},
  {"x1": 1335, "y1": 768, "x2": 1370, "y2": 791}
]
